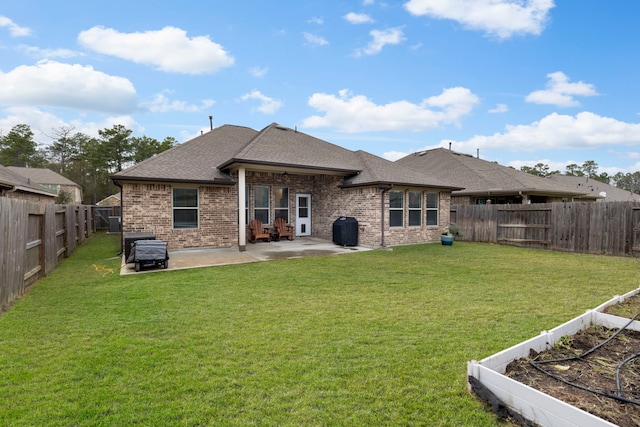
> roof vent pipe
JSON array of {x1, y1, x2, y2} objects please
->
[
  {"x1": 477, "y1": 148, "x2": 479, "y2": 158},
  {"x1": 209, "y1": 115, "x2": 213, "y2": 131},
  {"x1": 449, "y1": 142, "x2": 452, "y2": 150}
]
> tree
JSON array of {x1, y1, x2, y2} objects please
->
[
  {"x1": 130, "y1": 135, "x2": 177, "y2": 164},
  {"x1": 520, "y1": 163, "x2": 559, "y2": 177},
  {"x1": 0, "y1": 124, "x2": 46, "y2": 167},
  {"x1": 613, "y1": 171, "x2": 640, "y2": 194},
  {"x1": 565, "y1": 163, "x2": 584, "y2": 177},
  {"x1": 45, "y1": 125, "x2": 80, "y2": 174},
  {"x1": 98, "y1": 124, "x2": 133, "y2": 172}
]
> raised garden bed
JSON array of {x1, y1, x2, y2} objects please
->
[{"x1": 468, "y1": 288, "x2": 640, "y2": 426}]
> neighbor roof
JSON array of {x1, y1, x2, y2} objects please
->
[
  {"x1": 0, "y1": 164, "x2": 57, "y2": 197},
  {"x1": 113, "y1": 123, "x2": 461, "y2": 190},
  {"x1": 8, "y1": 167, "x2": 80, "y2": 187},
  {"x1": 549, "y1": 175, "x2": 640, "y2": 202},
  {"x1": 396, "y1": 148, "x2": 586, "y2": 198}
]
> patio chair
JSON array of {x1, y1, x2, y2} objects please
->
[
  {"x1": 273, "y1": 217, "x2": 294, "y2": 241},
  {"x1": 249, "y1": 219, "x2": 271, "y2": 243}
]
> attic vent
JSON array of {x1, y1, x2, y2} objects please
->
[{"x1": 275, "y1": 125, "x2": 288, "y2": 131}]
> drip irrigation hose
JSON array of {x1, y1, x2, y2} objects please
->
[{"x1": 530, "y1": 312, "x2": 640, "y2": 406}]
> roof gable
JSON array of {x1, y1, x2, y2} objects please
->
[
  {"x1": 219, "y1": 123, "x2": 362, "y2": 173},
  {"x1": 112, "y1": 124, "x2": 258, "y2": 184}
]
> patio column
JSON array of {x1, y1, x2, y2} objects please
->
[{"x1": 238, "y1": 166, "x2": 246, "y2": 251}]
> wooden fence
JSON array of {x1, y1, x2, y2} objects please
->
[
  {"x1": 0, "y1": 198, "x2": 94, "y2": 310},
  {"x1": 451, "y1": 201, "x2": 640, "y2": 257}
]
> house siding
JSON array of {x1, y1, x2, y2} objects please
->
[
  {"x1": 121, "y1": 182, "x2": 238, "y2": 250},
  {"x1": 122, "y1": 173, "x2": 451, "y2": 250}
]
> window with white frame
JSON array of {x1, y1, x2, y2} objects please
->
[
  {"x1": 254, "y1": 185, "x2": 270, "y2": 224},
  {"x1": 389, "y1": 190, "x2": 404, "y2": 227},
  {"x1": 173, "y1": 188, "x2": 198, "y2": 229},
  {"x1": 274, "y1": 186, "x2": 289, "y2": 222},
  {"x1": 408, "y1": 191, "x2": 422, "y2": 226},
  {"x1": 426, "y1": 192, "x2": 439, "y2": 226},
  {"x1": 245, "y1": 185, "x2": 249, "y2": 225}
]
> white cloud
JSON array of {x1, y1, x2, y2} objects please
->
[
  {"x1": 77, "y1": 26, "x2": 234, "y2": 74},
  {"x1": 489, "y1": 103, "x2": 509, "y2": 113},
  {"x1": 0, "y1": 16, "x2": 31, "y2": 37},
  {"x1": 0, "y1": 106, "x2": 141, "y2": 143},
  {"x1": 525, "y1": 71, "x2": 598, "y2": 107},
  {"x1": 303, "y1": 32, "x2": 328, "y2": 46},
  {"x1": 0, "y1": 60, "x2": 137, "y2": 114},
  {"x1": 239, "y1": 90, "x2": 283, "y2": 115},
  {"x1": 301, "y1": 87, "x2": 479, "y2": 132},
  {"x1": 18, "y1": 45, "x2": 84, "y2": 59},
  {"x1": 354, "y1": 27, "x2": 405, "y2": 56},
  {"x1": 403, "y1": 0, "x2": 555, "y2": 39},
  {"x1": 363, "y1": 0, "x2": 375, "y2": 5},
  {"x1": 448, "y1": 112, "x2": 640, "y2": 153},
  {"x1": 249, "y1": 66, "x2": 269, "y2": 77},
  {"x1": 309, "y1": 17, "x2": 324, "y2": 25},
  {"x1": 344, "y1": 12, "x2": 375, "y2": 24},
  {"x1": 143, "y1": 91, "x2": 214, "y2": 113}
]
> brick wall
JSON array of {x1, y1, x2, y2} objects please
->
[
  {"x1": 122, "y1": 182, "x2": 238, "y2": 250},
  {"x1": 122, "y1": 174, "x2": 452, "y2": 250}
]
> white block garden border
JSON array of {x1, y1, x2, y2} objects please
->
[{"x1": 467, "y1": 288, "x2": 640, "y2": 427}]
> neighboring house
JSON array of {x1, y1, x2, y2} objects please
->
[
  {"x1": 549, "y1": 175, "x2": 640, "y2": 202},
  {"x1": 0, "y1": 164, "x2": 57, "y2": 205},
  {"x1": 396, "y1": 148, "x2": 587, "y2": 205},
  {"x1": 111, "y1": 123, "x2": 462, "y2": 251},
  {"x1": 97, "y1": 193, "x2": 121, "y2": 206},
  {"x1": 8, "y1": 167, "x2": 83, "y2": 205}
]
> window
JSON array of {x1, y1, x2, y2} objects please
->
[
  {"x1": 254, "y1": 185, "x2": 270, "y2": 224},
  {"x1": 408, "y1": 191, "x2": 422, "y2": 226},
  {"x1": 426, "y1": 192, "x2": 439, "y2": 226},
  {"x1": 389, "y1": 190, "x2": 404, "y2": 227},
  {"x1": 274, "y1": 186, "x2": 289, "y2": 222},
  {"x1": 173, "y1": 188, "x2": 198, "y2": 228}
]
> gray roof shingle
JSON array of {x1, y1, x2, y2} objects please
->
[
  {"x1": 396, "y1": 148, "x2": 585, "y2": 197},
  {"x1": 8, "y1": 167, "x2": 80, "y2": 187},
  {"x1": 0, "y1": 164, "x2": 57, "y2": 196}
]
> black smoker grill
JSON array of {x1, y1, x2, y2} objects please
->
[
  {"x1": 127, "y1": 240, "x2": 169, "y2": 272},
  {"x1": 333, "y1": 217, "x2": 358, "y2": 246}
]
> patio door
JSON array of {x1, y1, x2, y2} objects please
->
[{"x1": 296, "y1": 193, "x2": 311, "y2": 236}]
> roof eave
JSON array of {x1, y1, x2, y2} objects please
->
[
  {"x1": 111, "y1": 175, "x2": 236, "y2": 186},
  {"x1": 220, "y1": 159, "x2": 360, "y2": 175}
]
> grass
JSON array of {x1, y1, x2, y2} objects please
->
[{"x1": 1, "y1": 233, "x2": 639, "y2": 426}]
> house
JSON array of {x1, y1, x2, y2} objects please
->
[
  {"x1": 97, "y1": 193, "x2": 121, "y2": 206},
  {"x1": 548, "y1": 174, "x2": 640, "y2": 202},
  {"x1": 396, "y1": 148, "x2": 587, "y2": 205},
  {"x1": 8, "y1": 167, "x2": 83, "y2": 204},
  {"x1": 0, "y1": 164, "x2": 57, "y2": 205},
  {"x1": 111, "y1": 123, "x2": 462, "y2": 251}
]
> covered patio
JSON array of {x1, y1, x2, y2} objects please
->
[{"x1": 120, "y1": 237, "x2": 372, "y2": 275}]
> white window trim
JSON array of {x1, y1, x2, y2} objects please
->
[{"x1": 172, "y1": 187, "x2": 199, "y2": 229}]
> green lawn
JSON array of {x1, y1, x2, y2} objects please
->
[{"x1": 1, "y1": 233, "x2": 638, "y2": 426}]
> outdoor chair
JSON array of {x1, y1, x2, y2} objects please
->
[
  {"x1": 249, "y1": 219, "x2": 271, "y2": 243},
  {"x1": 273, "y1": 217, "x2": 294, "y2": 241}
]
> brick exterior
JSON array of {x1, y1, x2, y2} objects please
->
[{"x1": 121, "y1": 173, "x2": 452, "y2": 250}]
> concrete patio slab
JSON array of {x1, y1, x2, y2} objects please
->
[{"x1": 120, "y1": 237, "x2": 372, "y2": 275}]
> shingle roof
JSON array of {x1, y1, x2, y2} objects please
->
[
  {"x1": 344, "y1": 150, "x2": 462, "y2": 189},
  {"x1": 218, "y1": 123, "x2": 362, "y2": 173},
  {"x1": 112, "y1": 123, "x2": 461, "y2": 190},
  {"x1": 7, "y1": 167, "x2": 80, "y2": 187},
  {"x1": 549, "y1": 175, "x2": 640, "y2": 202},
  {"x1": 112, "y1": 124, "x2": 258, "y2": 184},
  {"x1": 0, "y1": 164, "x2": 57, "y2": 196},
  {"x1": 396, "y1": 148, "x2": 585, "y2": 197}
]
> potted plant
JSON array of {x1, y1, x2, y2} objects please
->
[{"x1": 440, "y1": 223, "x2": 463, "y2": 246}]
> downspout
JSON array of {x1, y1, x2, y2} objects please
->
[
  {"x1": 380, "y1": 185, "x2": 392, "y2": 247},
  {"x1": 116, "y1": 182, "x2": 124, "y2": 255}
]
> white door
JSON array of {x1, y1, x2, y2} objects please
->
[{"x1": 296, "y1": 193, "x2": 311, "y2": 236}]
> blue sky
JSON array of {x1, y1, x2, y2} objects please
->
[{"x1": 1, "y1": 1, "x2": 640, "y2": 176}]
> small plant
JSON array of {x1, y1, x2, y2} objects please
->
[{"x1": 448, "y1": 223, "x2": 464, "y2": 238}]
